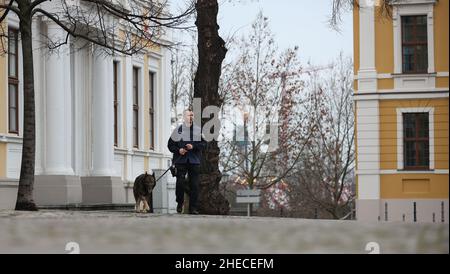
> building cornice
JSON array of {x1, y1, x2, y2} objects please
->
[
  {"x1": 353, "y1": 89, "x2": 449, "y2": 100},
  {"x1": 0, "y1": 135, "x2": 23, "y2": 144},
  {"x1": 390, "y1": 0, "x2": 437, "y2": 6}
]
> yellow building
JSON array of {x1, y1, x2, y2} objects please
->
[{"x1": 354, "y1": 0, "x2": 449, "y2": 223}]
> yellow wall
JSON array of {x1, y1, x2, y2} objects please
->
[
  {"x1": 144, "y1": 157, "x2": 149, "y2": 173},
  {"x1": 381, "y1": 174, "x2": 449, "y2": 199},
  {"x1": 353, "y1": 6, "x2": 360, "y2": 77},
  {"x1": 0, "y1": 143, "x2": 6, "y2": 177},
  {"x1": 379, "y1": 98, "x2": 449, "y2": 170},
  {"x1": 435, "y1": 0, "x2": 449, "y2": 73},
  {"x1": 0, "y1": 24, "x2": 7, "y2": 134},
  {"x1": 375, "y1": 7, "x2": 394, "y2": 74},
  {"x1": 434, "y1": 100, "x2": 449, "y2": 170},
  {"x1": 378, "y1": 79, "x2": 394, "y2": 90},
  {"x1": 436, "y1": 77, "x2": 449, "y2": 88}
]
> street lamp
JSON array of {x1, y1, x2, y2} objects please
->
[
  {"x1": 243, "y1": 111, "x2": 249, "y2": 174},
  {"x1": 243, "y1": 111, "x2": 256, "y2": 216}
]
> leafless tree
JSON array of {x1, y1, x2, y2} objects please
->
[
  {"x1": 170, "y1": 47, "x2": 188, "y2": 124},
  {"x1": 330, "y1": 0, "x2": 397, "y2": 31},
  {"x1": 217, "y1": 13, "x2": 323, "y2": 217},
  {"x1": 170, "y1": 32, "x2": 198, "y2": 125},
  {"x1": 196, "y1": 0, "x2": 397, "y2": 216},
  {"x1": 289, "y1": 53, "x2": 355, "y2": 220}
]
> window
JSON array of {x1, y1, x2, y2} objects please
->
[
  {"x1": 133, "y1": 67, "x2": 139, "y2": 148},
  {"x1": 149, "y1": 72, "x2": 155, "y2": 150},
  {"x1": 8, "y1": 28, "x2": 19, "y2": 134},
  {"x1": 113, "y1": 61, "x2": 119, "y2": 147},
  {"x1": 403, "y1": 113, "x2": 429, "y2": 170},
  {"x1": 402, "y1": 15, "x2": 428, "y2": 73}
]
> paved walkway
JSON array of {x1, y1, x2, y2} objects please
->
[{"x1": 0, "y1": 210, "x2": 447, "y2": 254}]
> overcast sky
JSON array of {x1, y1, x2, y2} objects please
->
[{"x1": 216, "y1": 0, "x2": 353, "y2": 65}]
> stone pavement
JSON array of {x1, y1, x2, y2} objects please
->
[{"x1": 0, "y1": 210, "x2": 448, "y2": 254}]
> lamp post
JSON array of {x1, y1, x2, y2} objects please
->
[
  {"x1": 243, "y1": 112, "x2": 249, "y2": 173},
  {"x1": 243, "y1": 111, "x2": 253, "y2": 216}
]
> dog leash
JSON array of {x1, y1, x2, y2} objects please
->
[
  {"x1": 154, "y1": 154, "x2": 184, "y2": 183},
  {"x1": 154, "y1": 167, "x2": 172, "y2": 183}
]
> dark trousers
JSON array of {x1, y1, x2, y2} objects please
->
[{"x1": 175, "y1": 164, "x2": 200, "y2": 211}]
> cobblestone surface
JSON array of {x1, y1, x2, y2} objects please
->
[{"x1": 0, "y1": 210, "x2": 448, "y2": 254}]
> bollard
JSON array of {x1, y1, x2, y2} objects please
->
[
  {"x1": 384, "y1": 202, "x2": 388, "y2": 221},
  {"x1": 413, "y1": 202, "x2": 417, "y2": 222}
]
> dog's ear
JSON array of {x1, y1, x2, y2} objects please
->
[{"x1": 145, "y1": 171, "x2": 148, "y2": 176}]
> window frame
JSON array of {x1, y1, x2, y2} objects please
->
[
  {"x1": 148, "y1": 71, "x2": 155, "y2": 150},
  {"x1": 402, "y1": 113, "x2": 430, "y2": 170},
  {"x1": 113, "y1": 61, "x2": 119, "y2": 147},
  {"x1": 401, "y1": 15, "x2": 428, "y2": 74},
  {"x1": 132, "y1": 66, "x2": 140, "y2": 149},
  {"x1": 396, "y1": 108, "x2": 434, "y2": 171},
  {"x1": 393, "y1": 3, "x2": 435, "y2": 75},
  {"x1": 8, "y1": 28, "x2": 19, "y2": 135}
]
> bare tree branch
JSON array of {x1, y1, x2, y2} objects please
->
[{"x1": 0, "y1": 0, "x2": 20, "y2": 18}]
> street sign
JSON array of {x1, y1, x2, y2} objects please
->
[{"x1": 236, "y1": 189, "x2": 261, "y2": 204}]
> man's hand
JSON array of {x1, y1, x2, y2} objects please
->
[
  {"x1": 185, "y1": 144, "x2": 193, "y2": 151},
  {"x1": 179, "y1": 148, "x2": 187, "y2": 155}
]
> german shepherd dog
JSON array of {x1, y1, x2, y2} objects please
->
[{"x1": 133, "y1": 172, "x2": 156, "y2": 213}]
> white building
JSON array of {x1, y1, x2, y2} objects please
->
[{"x1": 0, "y1": 3, "x2": 177, "y2": 212}]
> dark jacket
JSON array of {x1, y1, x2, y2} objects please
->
[{"x1": 167, "y1": 124, "x2": 207, "y2": 165}]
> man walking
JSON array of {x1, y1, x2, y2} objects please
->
[{"x1": 168, "y1": 109, "x2": 206, "y2": 214}]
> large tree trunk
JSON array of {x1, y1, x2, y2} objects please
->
[
  {"x1": 194, "y1": 0, "x2": 229, "y2": 215},
  {"x1": 15, "y1": 3, "x2": 37, "y2": 211}
]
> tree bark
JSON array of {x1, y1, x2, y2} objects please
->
[
  {"x1": 15, "y1": 1, "x2": 37, "y2": 211},
  {"x1": 194, "y1": 0, "x2": 229, "y2": 215}
]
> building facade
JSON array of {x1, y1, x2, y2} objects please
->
[
  {"x1": 0, "y1": 5, "x2": 176, "y2": 212},
  {"x1": 354, "y1": 0, "x2": 449, "y2": 223}
]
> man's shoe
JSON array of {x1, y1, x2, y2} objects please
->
[
  {"x1": 177, "y1": 204, "x2": 183, "y2": 214},
  {"x1": 190, "y1": 209, "x2": 199, "y2": 215}
]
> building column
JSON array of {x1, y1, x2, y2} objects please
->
[
  {"x1": 33, "y1": 17, "x2": 44, "y2": 176},
  {"x1": 34, "y1": 22, "x2": 82, "y2": 206},
  {"x1": 124, "y1": 54, "x2": 134, "y2": 183},
  {"x1": 161, "y1": 48, "x2": 172, "y2": 158},
  {"x1": 356, "y1": 100, "x2": 381, "y2": 222},
  {"x1": 355, "y1": 1, "x2": 380, "y2": 221},
  {"x1": 357, "y1": 2, "x2": 377, "y2": 93},
  {"x1": 81, "y1": 46, "x2": 125, "y2": 204},
  {"x1": 91, "y1": 48, "x2": 114, "y2": 176}
]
